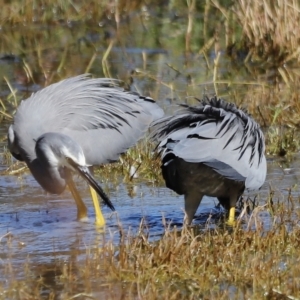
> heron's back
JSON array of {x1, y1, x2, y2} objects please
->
[
  {"x1": 11, "y1": 75, "x2": 164, "y2": 165},
  {"x1": 152, "y1": 96, "x2": 266, "y2": 191}
]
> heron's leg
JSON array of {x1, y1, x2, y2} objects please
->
[
  {"x1": 89, "y1": 186, "x2": 105, "y2": 226},
  {"x1": 88, "y1": 167, "x2": 106, "y2": 226},
  {"x1": 184, "y1": 193, "x2": 203, "y2": 225},
  {"x1": 227, "y1": 207, "x2": 236, "y2": 226},
  {"x1": 226, "y1": 191, "x2": 240, "y2": 226},
  {"x1": 67, "y1": 177, "x2": 88, "y2": 220}
]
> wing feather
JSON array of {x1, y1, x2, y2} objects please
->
[
  {"x1": 152, "y1": 96, "x2": 266, "y2": 190},
  {"x1": 11, "y1": 74, "x2": 164, "y2": 164}
]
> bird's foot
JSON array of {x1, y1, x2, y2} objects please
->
[
  {"x1": 78, "y1": 216, "x2": 90, "y2": 223},
  {"x1": 76, "y1": 207, "x2": 88, "y2": 222},
  {"x1": 94, "y1": 216, "x2": 106, "y2": 227},
  {"x1": 225, "y1": 217, "x2": 236, "y2": 227}
]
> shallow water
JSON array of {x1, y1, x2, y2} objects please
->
[{"x1": 1, "y1": 137, "x2": 299, "y2": 283}]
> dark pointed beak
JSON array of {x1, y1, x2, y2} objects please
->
[{"x1": 75, "y1": 165, "x2": 115, "y2": 211}]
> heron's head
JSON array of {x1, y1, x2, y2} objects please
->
[
  {"x1": 35, "y1": 132, "x2": 87, "y2": 171},
  {"x1": 34, "y1": 132, "x2": 115, "y2": 211}
]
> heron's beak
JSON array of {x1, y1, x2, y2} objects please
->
[{"x1": 75, "y1": 165, "x2": 115, "y2": 211}]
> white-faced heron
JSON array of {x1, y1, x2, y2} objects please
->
[
  {"x1": 8, "y1": 74, "x2": 164, "y2": 226},
  {"x1": 151, "y1": 96, "x2": 266, "y2": 225}
]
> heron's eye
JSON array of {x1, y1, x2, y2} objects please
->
[
  {"x1": 65, "y1": 156, "x2": 76, "y2": 168},
  {"x1": 65, "y1": 157, "x2": 72, "y2": 164},
  {"x1": 65, "y1": 156, "x2": 71, "y2": 165}
]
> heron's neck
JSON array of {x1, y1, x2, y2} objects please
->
[{"x1": 27, "y1": 158, "x2": 67, "y2": 195}]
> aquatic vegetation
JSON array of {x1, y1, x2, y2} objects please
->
[
  {"x1": 1, "y1": 207, "x2": 300, "y2": 299},
  {"x1": 2, "y1": 0, "x2": 300, "y2": 299}
]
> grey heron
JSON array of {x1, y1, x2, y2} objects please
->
[
  {"x1": 8, "y1": 74, "x2": 164, "y2": 226},
  {"x1": 151, "y1": 96, "x2": 266, "y2": 225}
]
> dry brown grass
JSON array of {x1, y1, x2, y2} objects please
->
[
  {"x1": 2, "y1": 206, "x2": 300, "y2": 299},
  {"x1": 227, "y1": 84, "x2": 300, "y2": 156},
  {"x1": 211, "y1": 0, "x2": 300, "y2": 68},
  {"x1": 232, "y1": 0, "x2": 300, "y2": 63},
  {"x1": 0, "y1": 0, "x2": 110, "y2": 25},
  {"x1": 0, "y1": 0, "x2": 162, "y2": 26}
]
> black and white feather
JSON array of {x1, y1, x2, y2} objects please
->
[
  {"x1": 8, "y1": 74, "x2": 164, "y2": 216},
  {"x1": 9, "y1": 75, "x2": 164, "y2": 166},
  {"x1": 151, "y1": 96, "x2": 266, "y2": 224}
]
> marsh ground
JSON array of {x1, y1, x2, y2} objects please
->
[{"x1": 1, "y1": 0, "x2": 300, "y2": 299}]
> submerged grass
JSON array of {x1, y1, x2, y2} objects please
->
[{"x1": 2, "y1": 208, "x2": 300, "y2": 299}]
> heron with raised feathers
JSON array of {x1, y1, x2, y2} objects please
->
[
  {"x1": 151, "y1": 96, "x2": 266, "y2": 225},
  {"x1": 8, "y1": 74, "x2": 164, "y2": 226}
]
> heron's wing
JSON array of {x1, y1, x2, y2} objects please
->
[
  {"x1": 152, "y1": 98, "x2": 266, "y2": 190},
  {"x1": 12, "y1": 75, "x2": 164, "y2": 164},
  {"x1": 63, "y1": 111, "x2": 153, "y2": 164}
]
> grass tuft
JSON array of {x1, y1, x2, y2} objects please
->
[{"x1": 2, "y1": 209, "x2": 300, "y2": 299}]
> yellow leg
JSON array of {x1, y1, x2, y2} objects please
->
[
  {"x1": 226, "y1": 207, "x2": 236, "y2": 226},
  {"x1": 68, "y1": 179, "x2": 88, "y2": 221},
  {"x1": 89, "y1": 186, "x2": 106, "y2": 226}
]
